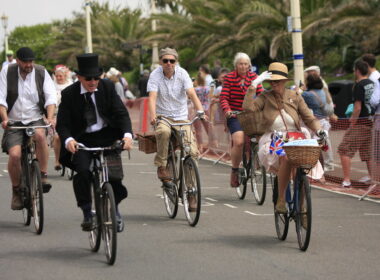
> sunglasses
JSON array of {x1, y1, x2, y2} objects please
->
[
  {"x1": 162, "y1": 59, "x2": 176, "y2": 64},
  {"x1": 84, "y1": 76, "x2": 101, "y2": 81}
]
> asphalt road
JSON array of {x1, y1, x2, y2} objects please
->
[{"x1": 0, "y1": 145, "x2": 379, "y2": 280}]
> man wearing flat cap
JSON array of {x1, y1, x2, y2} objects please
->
[
  {"x1": 56, "y1": 53, "x2": 133, "y2": 232},
  {"x1": 147, "y1": 47, "x2": 205, "y2": 212},
  {"x1": 0, "y1": 46, "x2": 57, "y2": 211},
  {"x1": 2, "y1": 50, "x2": 16, "y2": 69}
]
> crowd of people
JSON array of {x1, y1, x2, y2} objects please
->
[{"x1": 0, "y1": 45, "x2": 379, "y2": 233}]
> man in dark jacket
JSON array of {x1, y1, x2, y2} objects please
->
[{"x1": 56, "y1": 53, "x2": 133, "y2": 232}]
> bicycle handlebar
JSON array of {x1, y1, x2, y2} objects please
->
[
  {"x1": 7, "y1": 122, "x2": 51, "y2": 130},
  {"x1": 76, "y1": 140, "x2": 124, "y2": 151}
]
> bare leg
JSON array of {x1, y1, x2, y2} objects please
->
[
  {"x1": 231, "y1": 131, "x2": 244, "y2": 168},
  {"x1": 53, "y1": 134, "x2": 61, "y2": 166},
  {"x1": 8, "y1": 145, "x2": 22, "y2": 186},
  {"x1": 34, "y1": 128, "x2": 49, "y2": 173},
  {"x1": 340, "y1": 154, "x2": 351, "y2": 182},
  {"x1": 277, "y1": 156, "x2": 291, "y2": 203}
]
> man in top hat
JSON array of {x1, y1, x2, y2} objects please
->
[
  {"x1": 56, "y1": 53, "x2": 133, "y2": 232},
  {"x1": 0, "y1": 46, "x2": 57, "y2": 210},
  {"x1": 2, "y1": 50, "x2": 16, "y2": 69}
]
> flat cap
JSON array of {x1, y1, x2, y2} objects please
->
[
  {"x1": 16, "y1": 47, "x2": 35, "y2": 61},
  {"x1": 159, "y1": 47, "x2": 178, "y2": 59}
]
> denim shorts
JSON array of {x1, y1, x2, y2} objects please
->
[{"x1": 226, "y1": 117, "x2": 243, "y2": 134}]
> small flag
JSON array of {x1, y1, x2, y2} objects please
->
[{"x1": 269, "y1": 135, "x2": 285, "y2": 156}]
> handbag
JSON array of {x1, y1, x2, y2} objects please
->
[
  {"x1": 105, "y1": 150, "x2": 124, "y2": 180},
  {"x1": 275, "y1": 97, "x2": 306, "y2": 142}
]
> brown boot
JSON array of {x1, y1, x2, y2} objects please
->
[
  {"x1": 157, "y1": 166, "x2": 171, "y2": 181},
  {"x1": 11, "y1": 186, "x2": 23, "y2": 210},
  {"x1": 188, "y1": 195, "x2": 197, "y2": 212}
]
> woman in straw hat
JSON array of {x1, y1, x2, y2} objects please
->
[{"x1": 243, "y1": 62, "x2": 324, "y2": 213}]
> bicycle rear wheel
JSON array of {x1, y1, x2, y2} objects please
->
[
  {"x1": 272, "y1": 176, "x2": 289, "y2": 240},
  {"x1": 295, "y1": 170, "x2": 312, "y2": 251},
  {"x1": 21, "y1": 156, "x2": 32, "y2": 226},
  {"x1": 89, "y1": 176, "x2": 101, "y2": 252},
  {"x1": 182, "y1": 157, "x2": 201, "y2": 227},
  {"x1": 31, "y1": 160, "x2": 44, "y2": 234},
  {"x1": 163, "y1": 156, "x2": 178, "y2": 219},
  {"x1": 236, "y1": 143, "x2": 249, "y2": 199},
  {"x1": 250, "y1": 145, "x2": 266, "y2": 205},
  {"x1": 102, "y1": 183, "x2": 117, "y2": 265}
]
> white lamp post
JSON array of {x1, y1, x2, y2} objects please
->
[
  {"x1": 290, "y1": 0, "x2": 304, "y2": 85},
  {"x1": 151, "y1": 0, "x2": 159, "y2": 70},
  {"x1": 1, "y1": 13, "x2": 9, "y2": 59},
  {"x1": 85, "y1": 1, "x2": 93, "y2": 53}
]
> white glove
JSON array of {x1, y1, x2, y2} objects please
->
[
  {"x1": 252, "y1": 71, "x2": 272, "y2": 88},
  {"x1": 316, "y1": 129, "x2": 328, "y2": 138}
]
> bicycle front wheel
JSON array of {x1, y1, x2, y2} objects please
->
[
  {"x1": 250, "y1": 146, "x2": 266, "y2": 205},
  {"x1": 295, "y1": 170, "x2": 312, "y2": 251},
  {"x1": 102, "y1": 183, "x2": 117, "y2": 265},
  {"x1": 236, "y1": 144, "x2": 249, "y2": 200},
  {"x1": 89, "y1": 176, "x2": 101, "y2": 252},
  {"x1": 273, "y1": 176, "x2": 289, "y2": 240},
  {"x1": 31, "y1": 160, "x2": 44, "y2": 234},
  {"x1": 163, "y1": 156, "x2": 178, "y2": 219},
  {"x1": 182, "y1": 157, "x2": 201, "y2": 227}
]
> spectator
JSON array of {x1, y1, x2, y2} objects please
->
[
  {"x1": 106, "y1": 67, "x2": 126, "y2": 102},
  {"x1": 338, "y1": 60, "x2": 374, "y2": 187},
  {"x1": 199, "y1": 64, "x2": 213, "y2": 87},
  {"x1": 210, "y1": 68, "x2": 229, "y2": 123},
  {"x1": 138, "y1": 69, "x2": 150, "y2": 97},
  {"x1": 302, "y1": 73, "x2": 335, "y2": 171},
  {"x1": 2, "y1": 50, "x2": 16, "y2": 69},
  {"x1": 211, "y1": 59, "x2": 222, "y2": 79}
]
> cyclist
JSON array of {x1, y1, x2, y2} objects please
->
[
  {"x1": 147, "y1": 47, "x2": 204, "y2": 212},
  {"x1": 242, "y1": 62, "x2": 324, "y2": 213},
  {"x1": 56, "y1": 53, "x2": 133, "y2": 232},
  {"x1": 0, "y1": 47, "x2": 57, "y2": 210},
  {"x1": 219, "y1": 52, "x2": 265, "y2": 188}
]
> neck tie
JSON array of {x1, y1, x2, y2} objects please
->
[{"x1": 84, "y1": 92, "x2": 97, "y2": 126}]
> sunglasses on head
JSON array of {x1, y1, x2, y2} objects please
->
[
  {"x1": 162, "y1": 59, "x2": 176, "y2": 64},
  {"x1": 84, "y1": 76, "x2": 101, "y2": 81}
]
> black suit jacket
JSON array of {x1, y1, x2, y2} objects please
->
[{"x1": 56, "y1": 79, "x2": 133, "y2": 166}]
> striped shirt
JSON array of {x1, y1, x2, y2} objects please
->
[{"x1": 220, "y1": 70, "x2": 263, "y2": 113}]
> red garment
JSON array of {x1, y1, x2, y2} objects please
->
[{"x1": 220, "y1": 70, "x2": 263, "y2": 113}]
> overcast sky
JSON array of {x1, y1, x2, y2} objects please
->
[{"x1": 0, "y1": 0, "x2": 149, "y2": 51}]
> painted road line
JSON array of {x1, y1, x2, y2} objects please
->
[
  {"x1": 203, "y1": 187, "x2": 220, "y2": 189},
  {"x1": 224, "y1": 204, "x2": 237, "y2": 209},
  {"x1": 364, "y1": 213, "x2": 380, "y2": 216},
  {"x1": 205, "y1": 197, "x2": 218, "y2": 202},
  {"x1": 123, "y1": 163, "x2": 148, "y2": 166},
  {"x1": 244, "y1": 211, "x2": 273, "y2": 216},
  {"x1": 3, "y1": 170, "x2": 8, "y2": 173},
  {"x1": 202, "y1": 202, "x2": 214, "y2": 207},
  {"x1": 139, "y1": 171, "x2": 156, "y2": 174},
  {"x1": 211, "y1": 173, "x2": 229, "y2": 176}
]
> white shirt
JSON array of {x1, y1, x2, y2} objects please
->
[
  {"x1": 369, "y1": 70, "x2": 380, "y2": 114},
  {"x1": 2, "y1": 59, "x2": 16, "y2": 69},
  {"x1": 0, "y1": 64, "x2": 57, "y2": 124},
  {"x1": 147, "y1": 65, "x2": 193, "y2": 120}
]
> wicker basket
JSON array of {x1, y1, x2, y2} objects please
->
[
  {"x1": 236, "y1": 110, "x2": 265, "y2": 136},
  {"x1": 136, "y1": 132, "x2": 157, "y2": 154},
  {"x1": 283, "y1": 145, "x2": 321, "y2": 169}
]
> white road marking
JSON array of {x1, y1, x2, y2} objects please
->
[
  {"x1": 202, "y1": 187, "x2": 220, "y2": 189},
  {"x1": 123, "y1": 163, "x2": 148, "y2": 166},
  {"x1": 244, "y1": 211, "x2": 273, "y2": 216},
  {"x1": 3, "y1": 170, "x2": 8, "y2": 173},
  {"x1": 139, "y1": 171, "x2": 156, "y2": 174},
  {"x1": 364, "y1": 213, "x2": 380, "y2": 216},
  {"x1": 205, "y1": 197, "x2": 218, "y2": 202},
  {"x1": 202, "y1": 202, "x2": 214, "y2": 207},
  {"x1": 211, "y1": 173, "x2": 229, "y2": 176},
  {"x1": 224, "y1": 204, "x2": 237, "y2": 209}
]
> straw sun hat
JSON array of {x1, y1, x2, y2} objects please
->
[{"x1": 267, "y1": 62, "x2": 291, "y2": 81}]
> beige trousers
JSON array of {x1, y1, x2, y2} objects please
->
[{"x1": 154, "y1": 118, "x2": 199, "y2": 167}]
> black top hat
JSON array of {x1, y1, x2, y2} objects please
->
[
  {"x1": 75, "y1": 53, "x2": 103, "y2": 77},
  {"x1": 16, "y1": 47, "x2": 35, "y2": 61}
]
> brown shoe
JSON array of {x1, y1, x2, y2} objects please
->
[
  {"x1": 188, "y1": 195, "x2": 197, "y2": 212},
  {"x1": 157, "y1": 166, "x2": 171, "y2": 181},
  {"x1": 41, "y1": 172, "x2": 52, "y2": 193},
  {"x1": 230, "y1": 169, "x2": 240, "y2": 188},
  {"x1": 11, "y1": 187, "x2": 23, "y2": 210},
  {"x1": 275, "y1": 200, "x2": 287, "y2": 214}
]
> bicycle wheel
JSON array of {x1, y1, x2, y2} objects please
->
[
  {"x1": 272, "y1": 176, "x2": 289, "y2": 240},
  {"x1": 250, "y1": 145, "x2": 267, "y2": 205},
  {"x1": 67, "y1": 168, "x2": 74, "y2": 180},
  {"x1": 31, "y1": 160, "x2": 44, "y2": 234},
  {"x1": 163, "y1": 156, "x2": 178, "y2": 219},
  {"x1": 21, "y1": 185, "x2": 32, "y2": 226},
  {"x1": 60, "y1": 166, "x2": 65, "y2": 177},
  {"x1": 236, "y1": 143, "x2": 249, "y2": 200},
  {"x1": 182, "y1": 157, "x2": 201, "y2": 227},
  {"x1": 295, "y1": 170, "x2": 312, "y2": 251},
  {"x1": 89, "y1": 176, "x2": 101, "y2": 252},
  {"x1": 102, "y1": 183, "x2": 117, "y2": 265}
]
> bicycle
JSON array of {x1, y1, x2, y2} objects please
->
[
  {"x1": 231, "y1": 111, "x2": 267, "y2": 203},
  {"x1": 76, "y1": 141, "x2": 125, "y2": 265},
  {"x1": 157, "y1": 115, "x2": 203, "y2": 227},
  {"x1": 8, "y1": 122, "x2": 51, "y2": 234},
  {"x1": 272, "y1": 131, "x2": 326, "y2": 251}
]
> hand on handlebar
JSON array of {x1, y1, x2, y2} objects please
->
[
  {"x1": 67, "y1": 139, "x2": 79, "y2": 154},
  {"x1": 122, "y1": 137, "x2": 133, "y2": 151}
]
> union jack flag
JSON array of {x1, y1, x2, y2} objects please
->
[{"x1": 269, "y1": 135, "x2": 285, "y2": 156}]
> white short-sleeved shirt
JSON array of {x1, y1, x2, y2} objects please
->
[
  {"x1": 147, "y1": 65, "x2": 193, "y2": 120},
  {"x1": 369, "y1": 70, "x2": 380, "y2": 114}
]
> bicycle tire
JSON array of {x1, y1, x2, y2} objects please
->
[
  {"x1": 163, "y1": 156, "x2": 178, "y2": 219},
  {"x1": 67, "y1": 169, "x2": 74, "y2": 180},
  {"x1": 250, "y1": 145, "x2": 266, "y2": 205},
  {"x1": 89, "y1": 175, "x2": 101, "y2": 252},
  {"x1": 295, "y1": 170, "x2": 312, "y2": 251},
  {"x1": 236, "y1": 143, "x2": 249, "y2": 200},
  {"x1": 102, "y1": 183, "x2": 117, "y2": 265},
  {"x1": 60, "y1": 166, "x2": 65, "y2": 177},
  {"x1": 21, "y1": 155, "x2": 32, "y2": 226},
  {"x1": 182, "y1": 157, "x2": 201, "y2": 227},
  {"x1": 273, "y1": 176, "x2": 289, "y2": 240},
  {"x1": 31, "y1": 160, "x2": 44, "y2": 234}
]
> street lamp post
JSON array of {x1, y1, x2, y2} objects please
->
[
  {"x1": 1, "y1": 13, "x2": 9, "y2": 60},
  {"x1": 85, "y1": 1, "x2": 93, "y2": 53},
  {"x1": 290, "y1": 0, "x2": 304, "y2": 85},
  {"x1": 151, "y1": 0, "x2": 159, "y2": 70}
]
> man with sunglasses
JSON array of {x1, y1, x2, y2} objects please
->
[
  {"x1": 0, "y1": 47, "x2": 57, "y2": 210},
  {"x1": 56, "y1": 53, "x2": 133, "y2": 232},
  {"x1": 148, "y1": 47, "x2": 205, "y2": 211}
]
